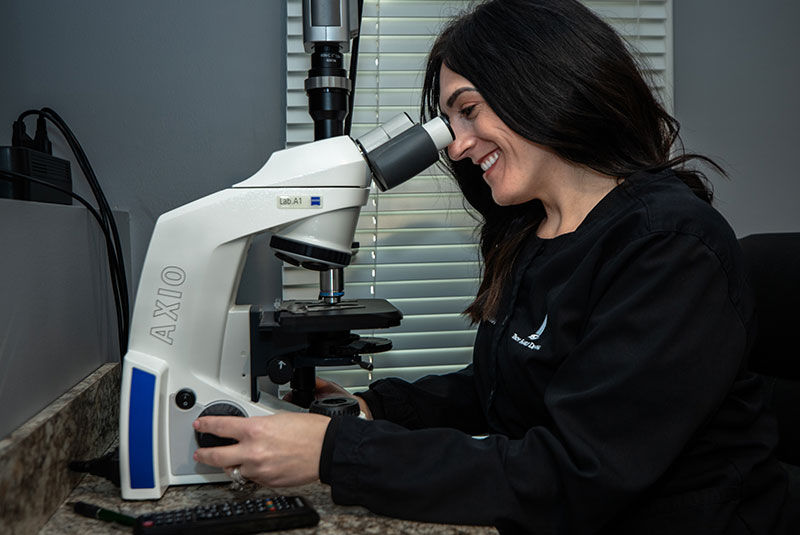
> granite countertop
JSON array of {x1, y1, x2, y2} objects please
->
[
  {"x1": 5, "y1": 363, "x2": 495, "y2": 534},
  {"x1": 41, "y1": 472, "x2": 496, "y2": 534}
]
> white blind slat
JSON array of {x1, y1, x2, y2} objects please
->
[
  {"x1": 381, "y1": 331, "x2": 478, "y2": 352},
  {"x1": 348, "y1": 244, "x2": 480, "y2": 264},
  {"x1": 353, "y1": 229, "x2": 477, "y2": 247},
  {"x1": 365, "y1": 344, "x2": 478, "y2": 366},
  {"x1": 321, "y1": 364, "x2": 470, "y2": 389},
  {"x1": 357, "y1": 211, "x2": 477, "y2": 229},
  {"x1": 366, "y1": 313, "x2": 475, "y2": 333}
]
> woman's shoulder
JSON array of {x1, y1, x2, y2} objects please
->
[
  {"x1": 594, "y1": 169, "x2": 748, "y2": 293},
  {"x1": 615, "y1": 169, "x2": 737, "y2": 247},
  {"x1": 521, "y1": 168, "x2": 743, "y2": 276}
]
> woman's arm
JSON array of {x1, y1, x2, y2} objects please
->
[
  {"x1": 193, "y1": 353, "x2": 487, "y2": 487},
  {"x1": 357, "y1": 363, "x2": 488, "y2": 434}
]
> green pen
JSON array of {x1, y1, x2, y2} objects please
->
[{"x1": 72, "y1": 501, "x2": 137, "y2": 527}]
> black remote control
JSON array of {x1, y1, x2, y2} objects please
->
[{"x1": 133, "y1": 495, "x2": 320, "y2": 534}]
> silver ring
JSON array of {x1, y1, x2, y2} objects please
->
[{"x1": 231, "y1": 466, "x2": 247, "y2": 486}]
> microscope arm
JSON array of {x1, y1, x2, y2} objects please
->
[
  {"x1": 126, "y1": 136, "x2": 368, "y2": 379},
  {"x1": 120, "y1": 136, "x2": 369, "y2": 498}
]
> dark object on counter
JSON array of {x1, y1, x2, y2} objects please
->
[
  {"x1": 68, "y1": 447, "x2": 120, "y2": 487},
  {"x1": 72, "y1": 501, "x2": 136, "y2": 527},
  {"x1": 134, "y1": 495, "x2": 319, "y2": 534}
]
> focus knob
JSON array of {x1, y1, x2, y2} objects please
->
[
  {"x1": 194, "y1": 403, "x2": 246, "y2": 448},
  {"x1": 309, "y1": 397, "x2": 360, "y2": 417},
  {"x1": 267, "y1": 358, "x2": 294, "y2": 385}
]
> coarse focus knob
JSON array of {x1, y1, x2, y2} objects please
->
[
  {"x1": 194, "y1": 403, "x2": 246, "y2": 448},
  {"x1": 267, "y1": 358, "x2": 294, "y2": 385},
  {"x1": 309, "y1": 397, "x2": 360, "y2": 417}
]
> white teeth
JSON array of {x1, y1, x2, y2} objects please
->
[{"x1": 480, "y1": 151, "x2": 499, "y2": 172}]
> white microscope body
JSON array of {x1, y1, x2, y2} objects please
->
[{"x1": 119, "y1": 118, "x2": 453, "y2": 500}]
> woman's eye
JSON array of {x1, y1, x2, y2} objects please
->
[{"x1": 459, "y1": 105, "x2": 476, "y2": 119}]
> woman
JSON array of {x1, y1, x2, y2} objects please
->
[{"x1": 194, "y1": 1, "x2": 791, "y2": 532}]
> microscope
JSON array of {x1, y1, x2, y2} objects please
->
[{"x1": 119, "y1": 0, "x2": 453, "y2": 500}]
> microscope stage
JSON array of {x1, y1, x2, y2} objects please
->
[{"x1": 258, "y1": 298, "x2": 402, "y2": 333}]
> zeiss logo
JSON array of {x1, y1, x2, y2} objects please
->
[{"x1": 311, "y1": 196, "x2": 321, "y2": 206}]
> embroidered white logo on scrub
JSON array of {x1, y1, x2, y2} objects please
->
[{"x1": 511, "y1": 315, "x2": 548, "y2": 350}]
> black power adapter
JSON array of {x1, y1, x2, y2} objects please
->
[
  {"x1": 0, "y1": 146, "x2": 72, "y2": 204},
  {"x1": 0, "y1": 115, "x2": 72, "y2": 205}
]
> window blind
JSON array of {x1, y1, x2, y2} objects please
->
[{"x1": 284, "y1": 0, "x2": 673, "y2": 390}]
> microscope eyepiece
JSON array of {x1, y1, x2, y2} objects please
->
[{"x1": 365, "y1": 116, "x2": 455, "y2": 191}]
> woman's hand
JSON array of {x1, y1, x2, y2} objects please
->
[
  {"x1": 311, "y1": 376, "x2": 352, "y2": 398},
  {"x1": 193, "y1": 412, "x2": 330, "y2": 487}
]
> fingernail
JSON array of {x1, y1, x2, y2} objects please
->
[
  {"x1": 193, "y1": 451, "x2": 198, "y2": 460},
  {"x1": 193, "y1": 420, "x2": 200, "y2": 429}
]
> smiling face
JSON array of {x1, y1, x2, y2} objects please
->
[{"x1": 438, "y1": 65, "x2": 566, "y2": 206}]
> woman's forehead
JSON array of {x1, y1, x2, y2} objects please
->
[{"x1": 438, "y1": 65, "x2": 478, "y2": 109}]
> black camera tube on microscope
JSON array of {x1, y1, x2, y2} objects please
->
[{"x1": 365, "y1": 116, "x2": 454, "y2": 191}]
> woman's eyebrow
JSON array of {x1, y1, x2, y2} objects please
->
[{"x1": 445, "y1": 87, "x2": 479, "y2": 108}]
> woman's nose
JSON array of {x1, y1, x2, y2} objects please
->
[{"x1": 446, "y1": 126, "x2": 474, "y2": 161}]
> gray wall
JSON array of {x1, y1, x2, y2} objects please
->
[
  {"x1": 673, "y1": 0, "x2": 800, "y2": 236},
  {"x1": 0, "y1": 200, "x2": 122, "y2": 437},
  {"x1": 0, "y1": 0, "x2": 287, "y2": 291},
  {"x1": 0, "y1": 0, "x2": 286, "y2": 436}
]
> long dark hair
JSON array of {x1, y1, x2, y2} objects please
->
[{"x1": 421, "y1": 0, "x2": 723, "y2": 323}]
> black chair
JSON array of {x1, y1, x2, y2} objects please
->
[{"x1": 739, "y1": 233, "x2": 800, "y2": 525}]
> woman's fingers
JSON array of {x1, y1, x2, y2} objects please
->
[
  {"x1": 192, "y1": 416, "x2": 251, "y2": 468},
  {"x1": 193, "y1": 415, "x2": 249, "y2": 441},
  {"x1": 194, "y1": 442, "x2": 243, "y2": 468},
  {"x1": 315, "y1": 377, "x2": 335, "y2": 390},
  {"x1": 315, "y1": 377, "x2": 351, "y2": 397}
]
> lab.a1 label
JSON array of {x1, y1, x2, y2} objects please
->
[{"x1": 277, "y1": 195, "x2": 322, "y2": 208}]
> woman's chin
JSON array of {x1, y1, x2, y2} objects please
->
[
  {"x1": 491, "y1": 191, "x2": 536, "y2": 207},
  {"x1": 490, "y1": 189, "x2": 517, "y2": 207}
]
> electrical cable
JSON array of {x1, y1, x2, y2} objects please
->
[
  {"x1": 344, "y1": 0, "x2": 364, "y2": 136},
  {"x1": 41, "y1": 108, "x2": 129, "y2": 355},
  {"x1": 15, "y1": 109, "x2": 41, "y2": 123},
  {"x1": 38, "y1": 108, "x2": 129, "y2": 323},
  {"x1": 13, "y1": 109, "x2": 130, "y2": 357},
  {"x1": 46, "y1": 111, "x2": 127, "y2": 323}
]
